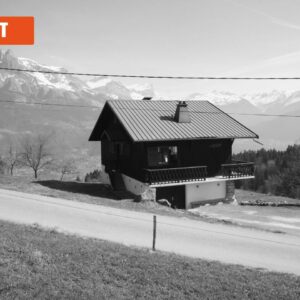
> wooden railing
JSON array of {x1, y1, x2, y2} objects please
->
[
  {"x1": 144, "y1": 166, "x2": 208, "y2": 185},
  {"x1": 220, "y1": 160, "x2": 254, "y2": 178}
]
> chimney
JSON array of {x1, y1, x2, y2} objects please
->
[{"x1": 174, "y1": 101, "x2": 191, "y2": 123}]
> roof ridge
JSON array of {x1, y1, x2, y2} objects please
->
[{"x1": 106, "y1": 99, "x2": 210, "y2": 103}]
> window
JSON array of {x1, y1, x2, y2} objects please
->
[
  {"x1": 112, "y1": 142, "x2": 130, "y2": 157},
  {"x1": 147, "y1": 146, "x2": 178, "y2": 167}
]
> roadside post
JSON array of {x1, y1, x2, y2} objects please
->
[{"x1": 152, "y1": 215, "x2": 157, "y2": 251}]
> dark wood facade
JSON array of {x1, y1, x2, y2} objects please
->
[
  {"x1": 100, "y1": 111, "x2": 234, "y2": 182},
  {"x1": 90, "y1": 100, "x2": 257, "y2": 209}
]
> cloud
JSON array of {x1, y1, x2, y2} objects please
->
[
  {"x1": 227, "y1": 0, "x2": 300, "y2": 31},
  {"x1": 266, "y1": 51, "x2": 300, "y2": 65},
  {"x1": 219, "y1": 51, "x2": 300, "y2": 78},
  {"x1": 268, "y1": 17, "x2": 300, "y2": 31}
]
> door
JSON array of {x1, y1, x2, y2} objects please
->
[
  {"x1": 156, "y1": 185, "x2": 186, "y2": 209},
  {"x1": 208, "y1": 143, "x2": 222, "y2": 176}
]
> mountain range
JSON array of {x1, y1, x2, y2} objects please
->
[
  {"x1": 0, "y1": 49, "x2": 155, "y2": 105},
  {"x1": 0, "y1": 49, "x2": 300, "y2": 158},
  {"x1": 188, "y1": 90, "x2": 300, "y2": 150}
]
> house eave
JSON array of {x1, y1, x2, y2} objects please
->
[
  {"x1": 149, "y1": 176, "x2": 255, "y2": 188},
  {"x1": 130, "y1": 136, "x2": 258, "y2": 143}
]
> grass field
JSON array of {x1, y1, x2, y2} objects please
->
[{"x1": 0, "y1": 220, "x2": 300, "y2": 299}]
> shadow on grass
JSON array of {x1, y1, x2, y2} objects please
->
[{"x1": 34, "y1": 180, "x2": 124, "y2": 200}]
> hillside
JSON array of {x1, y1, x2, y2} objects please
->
[{"x1": 234, "y1": 144, "x2": 300, "y2": 199}]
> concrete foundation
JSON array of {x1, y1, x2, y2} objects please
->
[
  {"x1": 121, "y1": 174, "x2": 148, "y2": 195},
  {"x1": 107, "y1": 172, "x2": 236, "y2": 208}
]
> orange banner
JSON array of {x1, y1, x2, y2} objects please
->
[{"x1": 0, "y1": 17, "x2": 34, "y2": 45}]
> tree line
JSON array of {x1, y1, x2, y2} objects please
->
[
  {"x1": 0, "y1": 133, "x2": 77, "y2": 180},
  {"x1": 233, "y1": 144, "x2": 300, "y2": 199}
]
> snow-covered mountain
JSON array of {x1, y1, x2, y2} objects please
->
[
  {"x1": 0, "y1": 49, "x2": 98, "y2": 104},
  {"x1": 86, "y1": 78, "x2": 155, "y2": 100},
  {"x1": 0, "y1": 49, "x2": 155, "y2": 106},
  {"x1": 188, "y1": 90, "x2": 300, "y2": 114},
  {"x1": 188, "y1": 91, "x2": 243, "y2": 106}
]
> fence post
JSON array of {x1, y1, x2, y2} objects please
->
[{"x1": 152, "y1": 215, "x2": 157, "y2": 251}]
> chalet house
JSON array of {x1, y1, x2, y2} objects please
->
[{"x1": 89, "y1": 100, "x2": 258, "y2": 209}]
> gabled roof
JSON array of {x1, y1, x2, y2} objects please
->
[{"x1": 89, "y1": 100, "x2": 258, "y2": 142}]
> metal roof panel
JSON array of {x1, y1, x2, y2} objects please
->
[{"x1": 102, "y1": 100, "x2": 259, "y2": 142}]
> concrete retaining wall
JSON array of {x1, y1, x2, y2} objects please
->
[{"x1": 185, "y1": 181, "x2": 226, "y2": 209}]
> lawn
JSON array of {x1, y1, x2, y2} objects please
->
[{"x1": 0, "y1": 220, "x2": 299, "y2": 299}]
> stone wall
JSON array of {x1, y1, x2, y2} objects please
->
[
  {"x1": 135, "y1": 186, "x2": 156, "y2": 202},
  {"x1": 225, "y1": 180, "x2": 235, "y2": 203}
]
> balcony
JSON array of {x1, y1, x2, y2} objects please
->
[
  {"x1": 144, "y1": 166, "x2": 207, "y2": 185},
  {"x1": 220, "y1": 160, "x2": 254, "y2": 179},
  {"x1": 144, "y1": 161, "x2": 254, "y2": 185}
]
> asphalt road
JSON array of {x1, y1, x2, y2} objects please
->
[{"x1": 1, "y1": 188, "x2": 300, "y2": 275}]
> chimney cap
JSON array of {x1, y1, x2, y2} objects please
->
[
  {"x1": 174, "y1": 101, "x2": 191, "y2": 123},
  {"x1": 178, "y1": 100, "x2": 187, "y2": 106},
  {"x1": 142, "y1": 97, "x2": 152, "y2": 101}
]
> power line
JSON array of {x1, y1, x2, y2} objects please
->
[
  {"x1": 221, "y1": 112, "x2": 300, "y2": 118},
  {"x1": 0, "y1": 99, "x2": 99, "y2": 109},
  {"x1": 1, "y1": 99, "x2": 300, "y2": 118},
  {"x1": 2, "y1": 66, "x2": 300, "y2": 80}
]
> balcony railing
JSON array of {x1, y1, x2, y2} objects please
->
[
  {"x1": 144, "y1": 166, "x2": 207, "y2": 185},
  {"x1": 220, "y1": 160, "x2": 254, "y2": 178},
  {"x1": 143, "y1": 161, "x2": 254, "y2": 185}
]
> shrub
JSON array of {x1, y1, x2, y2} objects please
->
[{"x1": 85, "y1": 169, "x2": 102, "y2": 183}]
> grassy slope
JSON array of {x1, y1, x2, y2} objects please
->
[
  {"x1": 0, "y1": 221, "x2": 300, "y2": 300},
  {"x1": 0, "y1": 174, "x2": 189, "y2": 218}
]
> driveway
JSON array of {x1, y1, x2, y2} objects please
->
[{"x1": 1, "y1": 188, "x2": 300, "y2": 275}]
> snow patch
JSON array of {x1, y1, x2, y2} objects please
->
[
  {"x1": 243, "y1": 211, "x2": 257, "y2": 215},
  {"x1": 270, "y1": 216, "x2": 300, "y2": 223},
  {"x1": 130, "y1": 92, "x2": 145, "y2": 100},
  {"x1": 110, "y1": 94, "x2": 119, "y2": 100},
  {"x1": 30, "y1": 72, "x2": 74, "y2": 91},
  {"x1": 87, "y1": 78, "x2": 113, "y2": 89},
  {"x1": 19, "y1": 57, "x2": 64, "y2": 72},
  {"x1": 127, "y1": 83, "x2": 152, "y2": 92}
]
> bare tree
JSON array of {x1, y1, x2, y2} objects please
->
[
  {"x1": 0, "y1": 156, "x2": 6, "y2": 175},
  {"x1": 59, "y1": 159, "x2": 77, "y2": 181},
  {"x1": 4, "y1": 143, "x2": 21, "y2": 176},
  {"x1": 21, "y1": 134, "x2": 54, "y2": 179}
]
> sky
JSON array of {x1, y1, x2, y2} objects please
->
[{"x1": 2, "y1": 0, "x2": 300, "y2": 97}]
